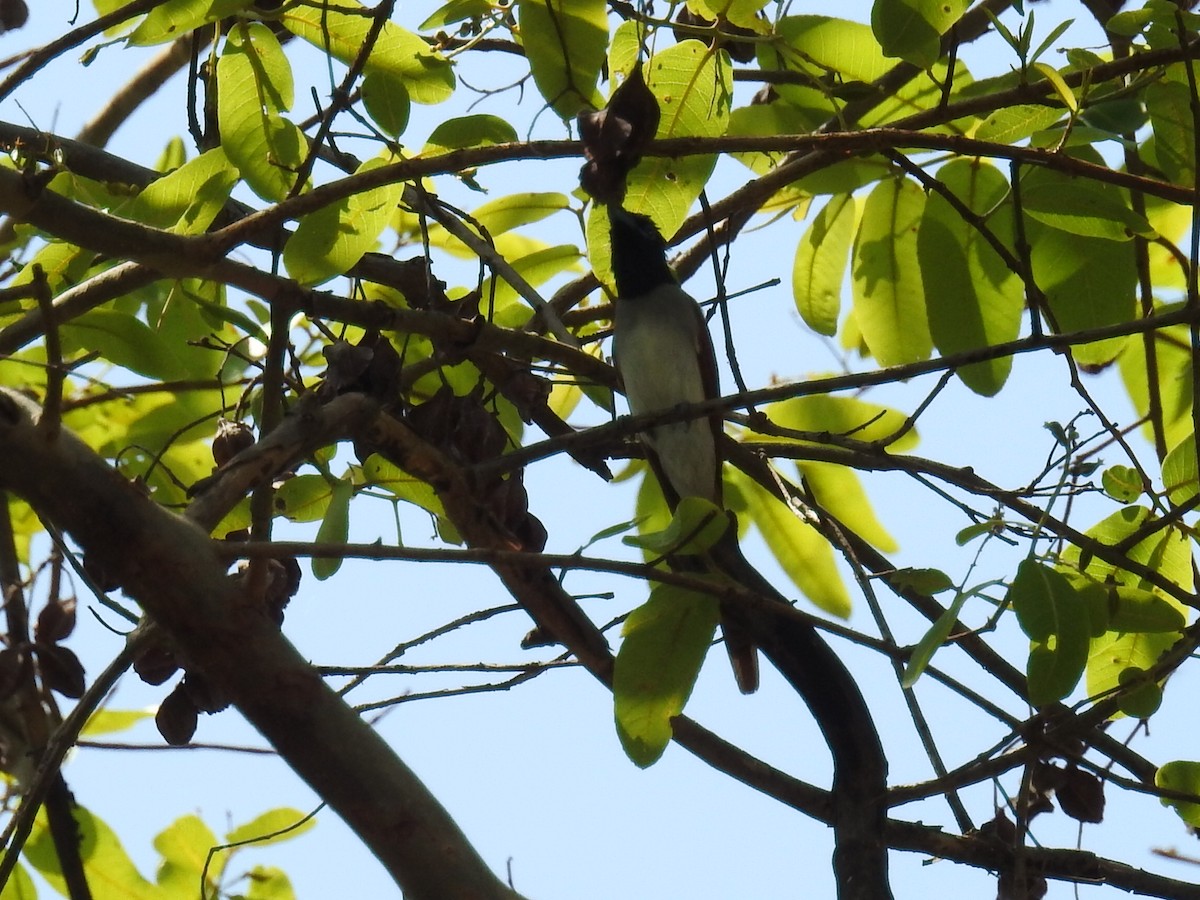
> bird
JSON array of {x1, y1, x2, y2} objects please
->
[{"x1": 607, "y1": 203, "x2": 763, "y2": 693}]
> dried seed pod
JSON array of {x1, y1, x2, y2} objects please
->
[
  {"x1": 35, "y1": 644, "x2": 86, "y2": 699},
  {"x1": 133, "y1": 643, "x2": 180, "y2": 686},
  {"x1": 156, "y1": 683, "x2": 198, "y2": 746},
  {"x1": 212, "y1": 419, "x2": 255, "y2": 467},
  {"x1": 1057, "y1": 765, "x2": 1105, "y2": 824},
  {"x1": 35, "y1": 597, "x2": 76, "y2": 645}
]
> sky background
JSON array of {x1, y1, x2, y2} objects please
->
[{"x1": 6, "y1": 1, "x2": 1200, "y2": 898}]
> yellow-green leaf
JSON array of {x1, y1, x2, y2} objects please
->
[
  {"x1": 28, "y1": 807, "x2": 159, "y2": 899},
  {"x1": 517, "y1": 0, "x2": 607, "y2": 118},
  {"x1": 0, "y1": 862, "x2": 35, "y2": 900},
  {"x1": 794, "y1": 194, "x2": 856, "y2": 336},
  {"x1": 975, "y1": 104, "x2": 1065, "y2": 143},
  {"x1": 919, "y1": 159, "x2": 1022, "y2": 396},
  {"x1": 362, "y1": 70, "x2": 411, "y2": 137},
  {"x1": 1028, "y1": 213, "x2": 1136, "y2": 367},
  {"x1": 218, "y1": 24, "x2": 306, "y2": 201},
  {"x1": 623, "y1": 41, "x2": 733, "y2": 233},
  {"x1": 129, "y1": 0, "x2": 251, "y2": 46},
  {"x1": 471, "y1": 192, "x2": 572, "y2": 235},
  {"x1": 799, "y1": 460, "x2": 896, "y2": 552},
  {"x1": 284, "y1": 154, "x2": 403, "y2": 285},
  {"x1": 777, "y1": 15, "x2": 892, "y2": 83},
  {"x1": 852, "y1": 177, "x2": 930, "y2": 367},
  {"x1": 313, "y1": 479, "x2": 352, "y2": 580},
  {"x1": 729, "y1": 469, "x2": 851, "y2": 617},
  {"x1": 1162, "y1": 435, "x2": 1199, "y2": 506},
  {"x1": 423, "y1": 115, "x2": 518, "y2": 155},
  {"x1": 226, "y1": 808, "x2": 317, "y2": 846},
  {"x1": 623, "y1": 496, "x2": 730, "y2": 557},
  {"x1": 614, "y1": 585, "x2": 720, "y2": 767},
  {"x1": 1157, "y1": 761, "x2": 1200, "y2": 826},
  {"x1": 282, "y1": 2, "x2": 455, "y2": 104},
  {"x1": 761, "y1": 393, "x2": 920, "y2": 453},
  {"x1": 61, "y1": 310, "x2": 189, "y2": 381},
  {"x1": 81, "y1": 709, "x2": 153, "y2": 737},
  {"x1": 1031, "y1": 61, "x2": 1078, "y2": 113},
  {"x1": 872, "y1": 0, "x2": 968, "y2": 68},
  {"x1": 118, "y1": 148, "x2": 238, "y2": 234}
]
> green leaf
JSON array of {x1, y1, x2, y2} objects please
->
[
  {"x1": 1027, "y1": 207, "x2": 1136, "y2": 367},
  {"x1": 1007, "y1": 559, "x2": 1090, "y2": 706},
  {"x1": 1066, "y1": 505, "x2": 1194, "y2": 595},
  {"x1": 359, "y1": 454, "x2": 454, "y2": 527},
  {"x1": 470, "y1": 192, "x2": 572, "y2": 235},
  {"x1": 61, "y1": 310, "x2": 188, "y2": 381},
  {"x1": 728, "y1": 469, "x2": 851, "y2": 617},
  {"x1": 420, "y1": 0, "x2": 492, "y2": 30},
  {"x1": 794, "y1": 193, "x2": 856, "y2": 336},
  {"x1": 777, "y1": 15, "x2": 892, "y2": 82},
  {"x1": 613, "y1": 585, "x2": 720, "y2": 767},
  {"x1": 726, "y1": 103, "x2": 826, "y2": 175},
  {"x1": 902, "y1": 589, "x2": 968, "y2": 687},
  {"x1": 1162, "y1": 436, "x2": 1199, "y2": 506},
  {"x1": 128, "y1": 0, "x2": 251, "y2": 45},
  {"x1": 118, "y1": 148, "x2": 238, "y2": 234},
  {"x1": 223, "y1": 20, "x2": 294, "y2": 111},
  {"x1": 284, "y1": 154, "x2": 403, "y2": 285},
  {"x1": 623, "y1": 41, "x2": 733, "y2": 232},
  {"x1": 872, "y1": 0, "x2": 967, "y2": 68},
  {"x1": 1031, "y1": 61, "x2": 1077, "y2": 113},
  {"x1": 1088, "y1": 630, "x2": 1171, "y2": 717},
  {"x1": 919, "y1": 159, "x2": 1022, "y2": 396},
  {"x1": 0, "y1": 862, "x2": 36, "y2": 900},
  {"x1": 313, "y1": 478, "x2": 352, "y2": 580},
  {"x1": 246, "y1": 865, "x2": 296, "y2": 900},
  {"x1": 1156, "y1": 760, "x2": 1200, "y2": 826},
  {"x1": 423, "y1": 115, "x2": 518, "y2": 155},
  {"x1": 517, "y1": 0, "x2": 607, "y2": 118},
  {"x1": 761, "y1": 393, "x2": 920, "y2": 451},
  {"x1": 226, "y1": 808, "x2": 317, "y2": 847},
  {"x1": 28, "y1": 807, "x2": 159, "y2": 899},
  {"x1": 154, "y1": 814, "x2": 221, "y2": 895},
  {"x1": 1022, "y1": 175, "x2": 1155, "y2": 242},
  {"x1": 852, "y1": 177, "x2": 931, "y2": 367},
  {"x1": 282, "y1": 1, "x2": 455, "y2": 104},
  {"x1": 1119, "y1": 305, "x2": 1193, "y2": 450},
  {"x1": 1146, "y1": 79, "x2": 1197, "y2": 188},
  {"x1": 623, "y1": 496, "x2": 730, "y2": 557},
  {"x1": 274, "y1": 474, "x2": 334, "y2": 523},
  {"x1": 1107, "y1": 585, "x2": 1187, "y2": 633},
  {"x1": 361, "y1": 71, "x2": 411, "y2": 137},
  {"x1": 799, "y1": 460, "x2": 896, "y2": 552},
  {"x1": 218, "y1": 23, "x2": 306, "y2": 202},
  {"x1": 891, "y1": 567, "x2": 954, "y2": 595},
  {"x1": 975, "y1": 104, "x2": 1065, "y2": 144},
  {"x1": 1107, "y1": 6, "x2": 1156, "y2": 37},
  {"x1": 1100, "y1": 464, "x2": 1143, "y2": 503}
]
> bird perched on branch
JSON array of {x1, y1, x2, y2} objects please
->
[{"x1": 607, "y1": 204, "x2": 765, "y2": 693}]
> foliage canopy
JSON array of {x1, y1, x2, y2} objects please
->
[{"x1": 1, "y1": 0, "x2": 1200, "y2": 897}]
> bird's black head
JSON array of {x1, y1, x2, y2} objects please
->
[{"x1": 607, "y1": 206, "x2": 676, "y2": 298}]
